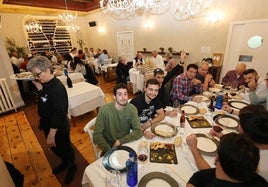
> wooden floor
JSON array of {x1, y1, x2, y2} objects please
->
[{"x1": 0, "y1": 75, "x2": 135, "y2": 187}]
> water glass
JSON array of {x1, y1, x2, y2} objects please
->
[
  {"x1": 173, "y1": 100, "x2": 180, "y2": 113},
  {"x1": 106, "y1": 170, "x2": 121, "y2": 187}
]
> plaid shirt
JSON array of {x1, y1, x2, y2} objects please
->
[{"x1": 170, "y1": 73, "x2": 203, "y2": 103}]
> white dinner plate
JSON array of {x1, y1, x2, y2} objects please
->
[
  {"x1": 102, "y1": 146, "x2": 137, "y2": 173},
  {"x1": 213, "y1": 114, "x2": 239, "y2": 129},
  {"x1": 138, "y1": 172, "x2": 180, "y2": 187},
  {"x1": 151, "y1": 122, "x2": 178, "y2": 138},
  {"x1": 180, "y1": 104, "x2": 199, "y2": 115},
  {"x1": 228, "y1": 100, "x2": 249, "y2": 110},
  {"x1": 209, "y1": 87, "x2": 221, "y2": 93},
  {"x1": 196, "y1": 133, "x2": 219, "y2": 156}
]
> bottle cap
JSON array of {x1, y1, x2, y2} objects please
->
[{"x1": 129, "y1": 152, "x2": 134, "y2": 158}]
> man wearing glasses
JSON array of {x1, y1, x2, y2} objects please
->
[{"x1": 27, "y1": 56, "x2": 76, "y2": 184}]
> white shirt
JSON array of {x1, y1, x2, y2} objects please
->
[
  {"x1": 151, "y1": 55, "x2": 164, "y2": 69},
  {"x1": 239, "y1": 78, "x2": 268, "y2": 102},
  {"x1": 259, "y1": 149, "x2": 268, "y2": 181}
]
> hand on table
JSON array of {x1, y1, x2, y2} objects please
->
[
  {"x1": 165, "y1": 110, "x2": 178, "y2": 118},
  {"x1": 186, "y1": 134, "x2": 198, "y2": 151},
  {"x1": 209, "y1": 128, "x2": 223, "y2": 138},
  {"x1": 143, "y1": 131, "x2": 155, "y2": 139}
]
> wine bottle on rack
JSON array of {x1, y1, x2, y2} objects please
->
[{"x1": 64, "y1": 69, "x2": 73, "y2": 88}]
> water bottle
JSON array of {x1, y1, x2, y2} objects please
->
[
  {"x1": 126, "y1": 152, "x2": 137, "y2": 187},
  {"x1": 64, "y1": 69, "x2": 73, "y2": 88},
  {"x1": 215, "y1": 91, "x2": 223, "y2": 109}
]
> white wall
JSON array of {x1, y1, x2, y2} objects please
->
[{"x1": 1, "y1": 0, "x2": 268, "y2": 83}]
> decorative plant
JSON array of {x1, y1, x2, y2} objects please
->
[
  {"x1": 6, "y1": 37, "x2": 27, "y2": 58},
  {"x1": 168, "y1": 47, "x2": 173, "y2": 53},
  {"x1": 77, "y1": 39, "x2": 85, "y2": 50},
  {"x1": 159, "y1": 47, "x2": 164, "y2": 53},
  {"x1": 143, "y1": 48, "x2": 147, "y2": 52}
]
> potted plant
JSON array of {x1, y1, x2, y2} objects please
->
[
  {"x1": 143, "y1": 48, "x2": 147, "y2": 52},
  {"x1": 168, "y1": 47, "x2": 173, "y2": 53},
  {"x1": 6, "y1": 37, "x2": 27, "y2": 58},
  {"x1": 159, "y1": 47, "x2": 164, "y2": 53}
]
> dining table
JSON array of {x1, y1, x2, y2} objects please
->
[
  {"x1": 129, "y1": 68, "x2": 144, "y2": 94},
  {"x1": 81, "y1": 93, "x2": 246, "y2": 187},
  {"x1": 66, "y1": 81, "x2": 105, "y2": 118},
  {"x1": 56, "y1": 72, "x2": 85, "y2": 86}
]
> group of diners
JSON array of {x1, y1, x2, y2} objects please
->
[{"x1": 92, "y1": 54, "x2": 268, "y2": 186}]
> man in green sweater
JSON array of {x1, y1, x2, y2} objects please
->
[{"x1": 93, "y1": 83, "x2": 143, "y2": 154}]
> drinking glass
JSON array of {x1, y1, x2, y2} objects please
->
[
  {"x1": 173, "y1": 100, "x2": 181, "y2": 113},
  {"x1": 106, "y1": 170, "x2": 121, "y2": 187},
  {"x1": 138, "y1": 141, "x2": 148, "y2": 172}
]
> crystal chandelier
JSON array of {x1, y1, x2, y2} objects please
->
[
  {"x1": 25, "y1": 17, "x2": 42, "y2": 33},
  {"x1": 100, "y1": 0, "x2": 170, "y2": 19},
  {"x1": 58, "y1": 0, "x2": 80, "y2": 31},
  {"x1": 174, "y1": 0, "x2": 213, "y2": 21}
]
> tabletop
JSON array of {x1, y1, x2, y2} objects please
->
[
  {"x1": 56, "y1": 72, "x2": 85, "y2": 86},
  {"x1": 81, "y1": 98, "x2": 243, "y2": 187}
]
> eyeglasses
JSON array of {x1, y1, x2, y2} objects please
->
[
  {"x1": 33, "y1": 71, "x2": 43, "y2": 77},
  {"x1": 154, "y1": 68, "x2": 164, "y2": 74},
  {"x1": 264, "y1": 79, "x2": 268, "y2": 81}
]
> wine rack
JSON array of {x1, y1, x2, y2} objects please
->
[{"x1": 24, "y1": 16, "x2": 73, "y2": 54}]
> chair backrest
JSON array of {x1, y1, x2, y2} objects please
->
[{"x1": 84, "y1": 117, "x2": 100, "y2": 159}]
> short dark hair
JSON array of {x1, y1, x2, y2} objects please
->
[
  {"x1": 186, "y1": 63, "x2": 198, "y2": 71},
  {"x1": 243, "y1": 68, "x2": 257, "y2": 75},
  {"x1": 218, "y1": 133, "x2": 259, "y2": 182},
  {"x1": 113, "y1": 83, "x2": 128, "y2": 96},
  {"x1": 239, "y1": 104, "x2": 268, "y2": 144},
  {"x1": 145, "y1": 78, "x2": 160, "y2": 88},
  {"x1": 153, "y1": 68, "x2": 164, "y2": 76}
]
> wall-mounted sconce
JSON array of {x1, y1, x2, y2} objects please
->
[
  {"x1": 98, "y1": 26, "x2": 106, "y2": 33},
  {"x1": 143, "y1": 19, "x2": 154, "y2": 30}
]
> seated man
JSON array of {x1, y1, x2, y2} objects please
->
[
  {"x1": 170, "y1": 63, "x2": 203, "y2": 104},
  {"x1": 249, "y1": 72, "x2": 268, "y2": 108},
  {"x1": 196, "y1": 61, "x2": 215, "y2": 91},
  {"x1": 116, "y1": 56, "x2": 130, "y2": 84},
  {"x1": 151, "y1": 50, "x2": 165, "y2": 69},
  {"x1": 133, "y1": 52, "x2": 145, "y2": 68},
  {"x1": 93, "y1": 83, "x2": 143, "y2": 154},
  {"x1": 130, "y1": 78, "x2": 165, "y2": 139},
  {"x1": 153, "y1": 68, "x2": 177, "y2": 117},
  {"x1": 187, "y1": 104, "x2": 268, "y2": 181},
  {"x1": 239, "y1": 69, "x2": 268, "y2": 102},
  {"x1": 221, "y1": 63, "x2": 246, "y2": 87},
  {"x1": 187, "y1": 133, "x2": 267, "y2": 187}
]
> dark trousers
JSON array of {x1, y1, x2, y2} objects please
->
[{"x1": 43, "y1": 120, "x2": 75, "y2": 167}]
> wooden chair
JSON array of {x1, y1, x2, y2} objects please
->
[{"x1": 84, "y1": 117, "x2": 100, "y2": 159}]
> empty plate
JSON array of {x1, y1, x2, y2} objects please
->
[
  {"x1": 138, "y1": 172, "x2": 180, "y2": 187},
  {"x1": 180, "y1": 104, "x2": 199, "y2": 115},
  {"x1": 228, "y1": 100, "x2": 249, "y2": 110},
  {"x1": 213, "y1": 114, "x2": 239, "y2": 129},
  {"x1": 102, "y1": 146, "x2": 137, "y2": 173},
  {"x1": 196, "y1": 133, "x2": 219, "y2": 156}
]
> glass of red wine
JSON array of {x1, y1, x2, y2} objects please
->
[{"x1": 138, "y1": 141, "x2": 148, "y2": 172}]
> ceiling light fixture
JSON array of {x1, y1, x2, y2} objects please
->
[
  {"x1": 100, "y1": 0, "x2": 170, "y2": 19},
  {"x1": 58, "y1": 0, "x2": 80, "y2": 32},
  {"x1": 24, "y1": 16, "x2": 42, "y2": 33},
  {"x1": 174, "y1": 0, "x2": 213, "y2": 21}
]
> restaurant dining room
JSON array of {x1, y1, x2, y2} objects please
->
[{"x1": 0, "y1": 0, "x2": 268, "y2": 187}]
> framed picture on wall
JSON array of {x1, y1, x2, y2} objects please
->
[{"x1": 212, "y1": 53, "x2": 224, "y2": 66}]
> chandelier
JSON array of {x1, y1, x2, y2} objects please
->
[
  {"x1": 25, "y1": 17, "x2": 42, "y2": 33},
  {"x1": 174, "y1": 0, "x2": 213, "y2": 21},
  {"x1": 58, "y1": 0, "x2": 80, "y2": 32},
  {"x1": 100, "y1": 0, "x2": 170, "y2": 19}
]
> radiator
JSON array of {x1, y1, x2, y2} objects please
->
[{"x1": 0, "y1": 78, "x2": 17, "y2": 114}]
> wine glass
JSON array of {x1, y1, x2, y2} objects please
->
[
  {"x1": 106, "y1": 170, "x2": 121, "y2": 187},
  {"x1": 138, "y1": 141, "x2": 148, "y2": 172}
]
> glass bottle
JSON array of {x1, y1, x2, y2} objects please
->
[
  {"x1": 180, "y1": 110, "x2": 186, "y2": 135},
  {"x1": 215, "y1": 91, "x2": 223, "y2": 109},
  {"x1": 64, "y1": 69, "x2": 73, "y2": 88},
  {"x1": 126, "y1": 152, "x2": 137, "y2": 187},
  {"x1": 208, "y1": 94, "x2": 215, "y2": 112}
]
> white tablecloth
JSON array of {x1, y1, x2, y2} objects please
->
[
  {"x1": 56, "y1": 72, "x2": 85, "y2": 86},
  {"x1": 101, "y1": 63, "x2": 118, "y2": 72},
  {"x1": 87, "y1": 58, "x2": 99, "y2": 74},
  {"x1": 129, "y1": 68, "x2": 144, "y2": 93},
  {"x1": 66, "y1": 82, "x2": 105, "y2": 117},
  {"x1": 81, "y1": 101, "x2": 227, "y2": 187}
]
